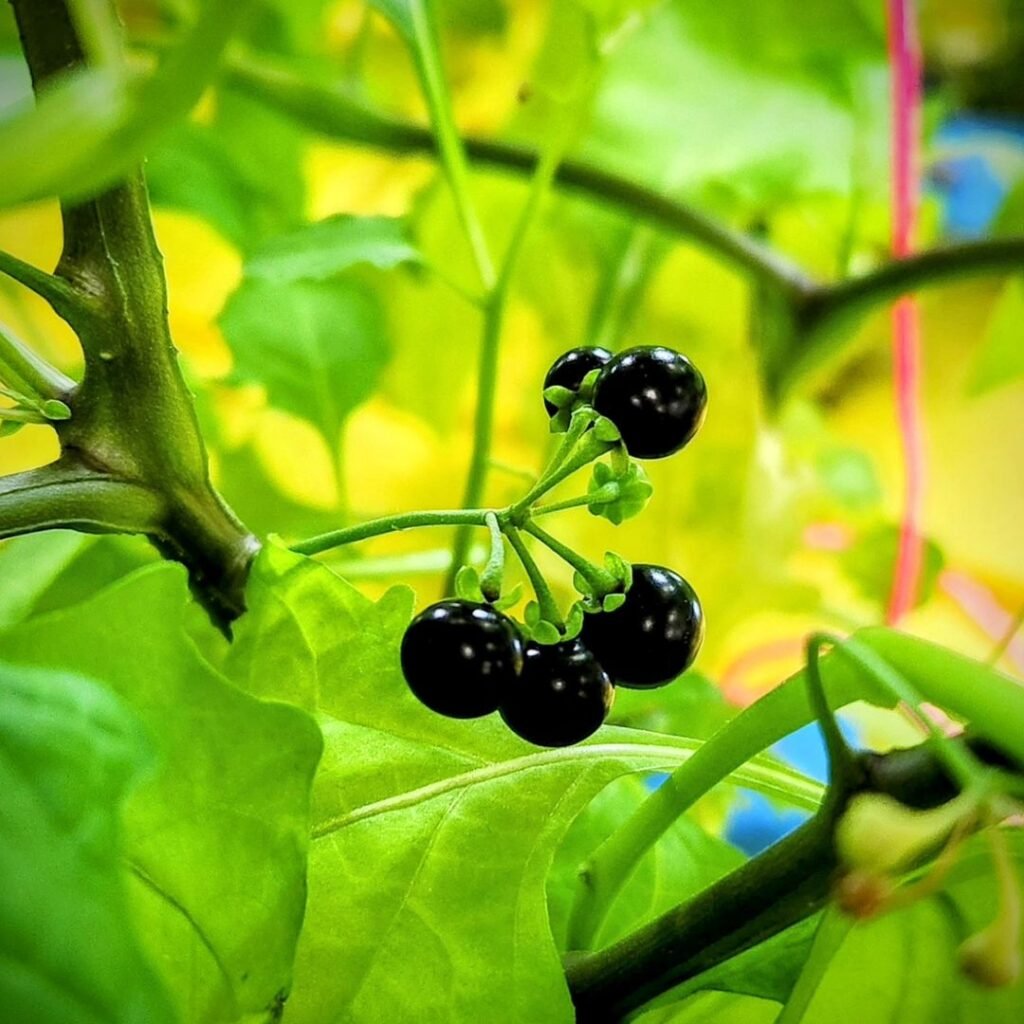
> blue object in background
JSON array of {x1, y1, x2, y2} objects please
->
[
  {"x1": 929, "y1": 114, "x2": 1024, "y2": 237},
  {"x1": 723, "y1": 717, "x2": 860, "y2": 856}
]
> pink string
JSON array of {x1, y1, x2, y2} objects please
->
[{"x1": 885, "y1": 0, "x2": 926, "y2": 625}]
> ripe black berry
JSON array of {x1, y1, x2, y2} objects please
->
[
  {"x1": 400, "y1": 600, "x2": 522, "y2": 719},
  {"x1": 580, "y1": 564, "x2": 703, "y2": 688},
  {"x1": 499, "y1": 639, "x2": 614, "y2": 747},
  {"x1": 543, "y1": 346, "x2": 613, "y2": 416},
  {"x1": 592, "y1": 346, "x2": 707, "y2": 458}
]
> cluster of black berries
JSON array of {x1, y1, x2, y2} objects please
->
[
  {"x1": 400, "y1": 344, "x2": 707, "y2": 747},
  {"x1": 400, "y1": 566, "x2": 703, "y2": 747},
  {"x1": 544, "y1": 344, "x2": 707, "y2": 459}
]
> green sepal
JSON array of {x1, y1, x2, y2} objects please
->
[
  {"x1": 593, "y1": 415, "x2": 621, "y2": 442},
  {"x1": 455, "y1": 565, "x2": 485, "y2": 603},
  {"x1": 523, "y1": 600, "x2": 541, "y2": 628},
  {"x1": 0, "y1": 420, "x2": 23, "y2": 438},
  {"x1": 491, "y1": 583, "x2": 523, "y2": 611},
  {"x1": 563, "y1": 602, "x2": 584, "y2": 640},
  {"x1": 587, "y1": 460, "x2": 653, "y2": 525},
  {"x1": 577, "y1": 367, "x2": 603, "y2": 403},
  {"x1": 549, "y1": 407, "x2": 573, "y2": 433},
  {"x1": 530, "y1": 620, "x2": 562, "y2": 645},
  {"x1": 603, "y1": 551, "x2": 633, "y2": 590},
  {"x1": 602, "y1": 591, "x2": 626, "y2": 612},
  {"x1": 543, "y1": 384, "x2": 576, "y2": 410},
  {"x1": 40, "y1": 398, "x2": 72, "y2": 421},
  {"x1": 572, "y1": 570, "x2": 594, "y2": 598}
]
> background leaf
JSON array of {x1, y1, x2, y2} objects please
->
[
  {"x1": 0, "y1": 565, "x2": 323, "y2": 1023},
  {"x1": 0, "y1": 660, "x2": 177, "y2": 1024}
]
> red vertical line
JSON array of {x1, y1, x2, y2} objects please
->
[{"x1": 885, "y1": 0, "x2": 926, "y2": 624}]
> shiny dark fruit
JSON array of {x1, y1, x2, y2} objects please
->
[
  {"x1": 580, "y1": 564, "x2": 703, "y2": 688},
  {"x1": 543, "y1": 346, "x2": 614, "y2": 416},
  {"x1": 592, "y1": 346, "x2": 707, "y2": 458},
  {"x1": 499, "y1": 639, "x2": 614, "y2": 747},
  {"x1": 400, "y1": 600, "x2": 522, "y2": 718}
]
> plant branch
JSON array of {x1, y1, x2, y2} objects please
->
[
  {"x1": 224, "y1": 53, "x2": 813, "y2": 295},
  {"x1": 504, "y1": 524, "x2": 563, "y2": 629},
  {"x1": 291, "y1": 507, "x2": 493, "y2": 556},
  {"x1": 0, "y1": 248, "x2": 95, "y2": 328},
  {"x1": 522, "y1": 519, "x2": 618, "y2": 597},
  {"x1": 9, "y1": 0, "x2": 258, "y2": 627}
]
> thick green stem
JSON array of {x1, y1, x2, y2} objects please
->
[
  {"x1": 9, "y1": 0, "x2": 258, "y2": 626},
  {"x1": 567, "y1": 795, "x2": 847, "y2": 1022},
  {"x1": 291, "y1": 507, "x2": 492, "y2": 557}
]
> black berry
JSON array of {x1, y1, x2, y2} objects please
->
[
  {"x1": 543, "y1": 346, "x2": 613, "y2": 416},
  {"x1": 401, "y1": 600, "x2": 522, "y2": 719},
  {"x1": 499, "y1": 639, "x2": 614, "y2": 747},
  {"x1": 580, "y1": 564, "x2": 703, "y2": 688},
  {"x1": 592, "y1": 346, "x2": 707, "y2": 458}
]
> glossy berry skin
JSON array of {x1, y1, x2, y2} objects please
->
[
  {"x1": 580, "y1": 564, "x2": 703, "y2": 688},
  {"x1": 543, "y1": 346, "x2": 613, "y2": 416},
  {"x1": 401, "y1": 600, "x2": 522, "y2": 719},
  {"x1": 593, "y1": 346, "x2": 707, "y2": 458},
  {"x1": 499, "y1": 639, "x2": 614, "y2": 747}
]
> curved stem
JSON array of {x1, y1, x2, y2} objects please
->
[
  {"x1": 291, "y1": 507, "x2": 493, "y2": 557},
  {"x1": 223, "y1": 53, "x2": 813, "y2": 294},
  {"x1": 522, "y1": 520, "x2": 617, "y2": 596},
  {"x1": 504, "y1": 524, "x2": 564, "y2": 630},
  {"x1": 479, "y1": 511, "x2": 505, "y2": 601}
]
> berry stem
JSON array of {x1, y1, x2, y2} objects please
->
[
  {"x1": 531, "y1": 484, "x2": 619, "y2": 517},
  {"x1": 504, "y1": 525, "x2": 564, "y2": 630},
  {"x1": 510, "y1": 427, "x2": 613, "y2": 517},
  {"x1": 291, "y1": 507, "x2": 494, "y2": 556},
  {"x1": 479, "y1": 511, "x2": 505, "y2": 601},
  {"x1": 522, "y1": 520, "x2": 618, "y2": 598}
]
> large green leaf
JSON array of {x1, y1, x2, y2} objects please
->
[
  {"x1": 0, "y1": 565, "x2": 323, "y2": 1023},
  {"x1": 219, "y1": 277, "x2": 389, "y2": 451},
  {"x1": 225, "y1": 545, "x2": 820, "y2": 1024},
  {"x1": 0, "y1": 661, "x2": 177, "y2": 1024},
  {"x1": 244, "y1": 215, "x2": 421, "y2": 282}
]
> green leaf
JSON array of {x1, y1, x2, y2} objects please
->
[
  {"x1": 968, "y1": 276, "x2": 1024, "y2": 396},
  {"x1": 0, "y1": 660, "x2": 177, "y2": 1024},
  {"x1": 244, "y1": 215, "x2": 422, "y2": 282},
  {"x1": 454, "y1": 563, "x2": 485, "y2": 602},
  {"x1": 219, "y1": 277, "x2": 389, "y2": 450},
  {"x1": 223, "y1": 546, "x2": 821, "y2": 1023},
  {"x1": 547, "y1": 775, "x2": 744, "y2": 951},
  {"x1": 840, "y1": 525, "x2": 944, "y2": 609},
  {"x1": 0, "y1": 565, "x2": 323, "y2": 1022},
  {"x1": 0, "y1": 3, "x2": 253, "y2": 209}
]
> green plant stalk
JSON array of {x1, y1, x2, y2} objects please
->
[
  {"x1": 567, "y1": 628, "x2": 1024, "y2": 951},
  {"x1": 291, "y1": 507, "x2": 494, "y2": 556},
  {"x1": 405, "y1": 0, "x2": 494, "y2": 290},
  {"x1": 504, "y1": 524, "x2": 563, "y2": 630},
  {"x1": 0, "y1": 321, "x2": 76, "y2": 400},
  {"x1": 512, "y1": 434, "x2": 615, "y2": 517},
  {"x1": 7, "y1": 0, "x2": 258, "y2": 626},
  {"x1": 522, "y1": 519, "x2": 617, "y2": 596},
  {"x1": 567, "y1": 787, "x2": 849, "y2": 1022},
  {"x1": 444, "y1": 122, "x2": 569, "y2": 593},
  {"x1": 0, "y1": 248, "x2": 93, "y2": 327},
  {"x1": 532, "y1": 485, "x2": 618, "y2": 517},
  {"x1": 223, "y1": 52, "x2": 812, "y2": 294}
]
